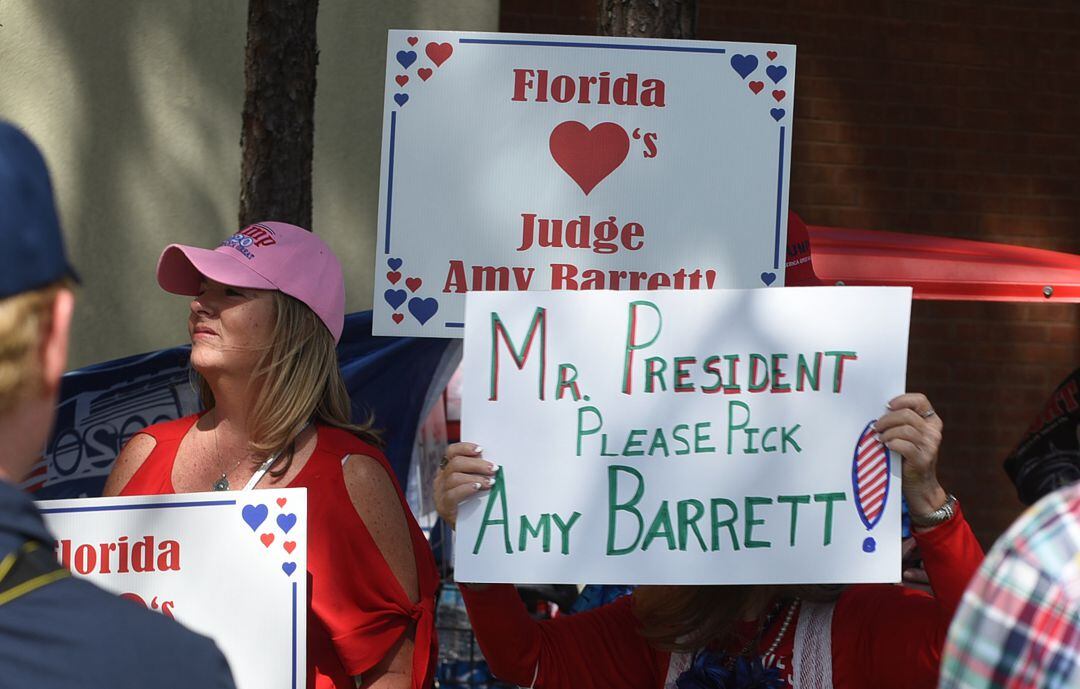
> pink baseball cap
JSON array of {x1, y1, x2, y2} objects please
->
[{"x1": 156, "y1": 221, "x2": 345, "y2": 342}]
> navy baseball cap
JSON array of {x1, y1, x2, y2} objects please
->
[{"x1": 0, "y1": 121, "x2": 78, "y2": 299}]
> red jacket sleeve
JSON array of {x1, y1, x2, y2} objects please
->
[
  {"x1": 831, "y1": 503, "x2": 984, "y2": 689},
  {"x1": 459, "y1": 584, "x2": 669, "y2": 689}
]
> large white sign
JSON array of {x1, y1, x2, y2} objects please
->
[
  {"x1": 39, "y1": 489, "x2": 307, "y2": 689},
  {"x1": 374, "y1": 30, "x2": 796, "y2": 337},
  {"x1": 457, "y1": 288, "x2": 911, "y2": 585}
]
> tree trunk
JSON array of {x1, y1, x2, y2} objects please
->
[
  {"x1": 238, "y1": 0, "x2": 319, "y2": 229},
  {"x1": 598, "y1": 0, "x2": 697, "y2": 38}
]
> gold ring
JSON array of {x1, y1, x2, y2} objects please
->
[{"x1": 439, "y1": 455, "x2": 450, "y2": 469}]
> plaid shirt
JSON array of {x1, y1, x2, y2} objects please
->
[{"x1": 939, "y1": 481, "x2": 1080, "y2": 688}]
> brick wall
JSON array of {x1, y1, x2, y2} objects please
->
[{"x1": 501, "y1": 0, "x2": 1080, "y2": 547}]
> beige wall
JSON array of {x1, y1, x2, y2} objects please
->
[{"x1": 0, "y1": 0, "x2": 498, "y2": 368}]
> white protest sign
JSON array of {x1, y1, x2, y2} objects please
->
[
  {"x1": 374, "y1": 30, "x2": 796, "y2": 337},
  {"x1": 39, "y1": 489, "x2": 307, "y2": 689},
  {"x1": 457, "y1": 288, "x2": 911, "y2": 585}
]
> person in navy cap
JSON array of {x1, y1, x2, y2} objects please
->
[{"x1": 0, "y1": 121, "x2": 236, "y2": 688}]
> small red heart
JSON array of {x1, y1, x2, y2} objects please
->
[
  {"x1": 772, "y1": 90, "x2": 786, "y2": 102},
  {"x1": 407, "y1": 36, "x2": 419, "y2": 46},
  {"x1": 767, "y1": 51, "x2": 778, "y2": 60},
  {"x1": 749, "y1": 81, "x2": 764, "y2": 94},
  {"x1": 283, "y1": 541, "x2": 297, "y2": 554},
  {"x1": 405, "y1": 277, "x2": 422, "y2": 293},
  {"x1": 418, "y1": 67, "x2": 433, "y2": 81},
  {"x1": 392, "y1": 313, "x2": 404, "y2": 324},
  {"x1": 549, "y1": 121, "x2": 630, "y2": 196},
  {"x1": 276, "y1": 497, "x2": 287, "y2": 508},
  {"x1": 425, "y1": 42, "x2": 453, "y2": 67},
  {"x1": 387, "y1": 271, "x2": 401, "y2": 284},
  {"x1": 260, "y1": 533, "x2": 274, "y2": 548},
  {"x1": 395, "y1": 75, "x2": 408, "y2": 87}
]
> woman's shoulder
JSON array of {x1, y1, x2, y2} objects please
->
[
  {"x1": 321, "y1": 424, "x2": 405, "y2": 508},
  {"x1": 314, "y1": 423, "x2": 387, "y2": 463},
  {"x1": 310, "y1": 423, "x2": 430, "y2": 605},
  {"x1": 105, "y1": 414, "x2": 200, "y2": 496},
  {"x1": 302, "y1": 423, "x2": 400, "y2": 503}
]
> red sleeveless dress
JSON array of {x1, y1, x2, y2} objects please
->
[{"x1": 120, "y1": 414, "x2": 438, "y2": 689}]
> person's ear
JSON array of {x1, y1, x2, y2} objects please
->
[{"x1": 39, "y1": 288, "x2": 74, "y2": 396}]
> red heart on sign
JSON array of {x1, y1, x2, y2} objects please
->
[
  {"x1": 772, "y1": 89, "x2": 786, "y2": 102},
  {"x1": 260, "y1": 533, "x2": 274, "y2": 548},
  {"x1": 395, "y1": 75, "x2": 408, "y2": 87},
  {"x1": 549, "y1": 121, "x2": 630, "y2": 196},
  {"x1": 283, "y1": 541, "x2": 297, "y2": 554},
  {"x1": 767, "y1": 50, "x2": 778, "y2": 60},
  {"x1": 405, "y1": 277, "x2": 422, "y2": 293},
  {"x1": 418, "y1": 67, "x2": 433, "y2": 81},
  {"x1": 749, "y1": 81, "x2": 764, "y2": 94},
  {"x1": 392, "y1": 313, "x2": 404, "y2": 324},
  {"x1": 426, "y1": 42, "x2": 452, "y2": 67},
  {"x1": 407, "y1": 36, "x2": 419, "y2": 46},
  {"x1": 387, "y1": 270, "x2": 401, "y2": 284},
  {"x1": 276, "y1": 497, "x2": 287, "y2": 508}
]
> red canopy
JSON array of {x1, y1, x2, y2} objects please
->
[{"x1": 785, "y1": 213, "x2": 1080, "y2": 302}]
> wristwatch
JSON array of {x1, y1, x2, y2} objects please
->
[{"x1": 909, "y1": 494, "x2": 958, "y2": 528}]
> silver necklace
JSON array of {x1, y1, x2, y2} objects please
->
[
  {"x1": 210, "y1": 416, "x2": 312, "y2": 491},
  {"x1": 212, "y1": 467, "x2": 242, "y2": 492},
  {"x1": 210, "y1": 410, "x2": 246, "y2": 491}
]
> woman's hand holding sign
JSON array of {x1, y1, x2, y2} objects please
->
[
  {"x1": 435, "y1": 443, "x2": 497, "y2": 528},
  {"x1": 875, "y1": 392, "x2": 951, "y2": 529}
]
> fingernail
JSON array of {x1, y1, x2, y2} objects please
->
[
  {"x1": 885, "y1": 402, "x2": 894, "y2": 409},
  {"x1": 488, "y1": 463, "x2": 499, "y2": 473},
  {"x1": 472, "y1": 482, "x2": 482, "y2": 491},
  {"x1": 874, "y1": 433, "x2": 883, "y2": 442},
  {"x1": 473, "y1": 445, "x2": 484, "y2": 454},
  {"x1": 486, "y1": 477, "x2": 496, "y2": 486}
]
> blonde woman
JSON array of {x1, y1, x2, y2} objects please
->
[{"x1": 104, "y1": 222, "x2": 437, "y2": 689}]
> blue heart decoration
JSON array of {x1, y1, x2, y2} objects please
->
[
  {"x1": 770, "y1": 108, "x2": 785, "y2": 122},
  {"x1": 730, "y1": 54, "x2": 758, "y2": 80},
  {"x1": 394, "y1": 93, "x2": 409, "y2": 107},
  {"x1": 277, "y1": 513, "x2": 297, "y2": 534},
  {"x1": 282, "y1": 562, "x2": 297, "y2": 577},
  {"x1": 408, "y1": 297, "x2": 439, "y2": 325},
  {"x1": 387, "y1": 257, "x2": 403, "y2": 271},
  {"x1": 241, "y1": 504, "x2": 268, "y2": 532},
  {"x1": 384, "y1": 289, "x2": 407, "y2": 310},
  {"x1": 761, "y1": 272, "x2": 777, "y2": 286},
  {"x1": 396, "y1": 50, "x2": 417, "y2": 69},
  {"x1": 767, "y1": 65, "x2": 787, "y2": 84}
]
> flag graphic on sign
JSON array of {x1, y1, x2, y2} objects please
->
[{"x1": 851, "y1": 420, "x2": 891, "y2": 552}]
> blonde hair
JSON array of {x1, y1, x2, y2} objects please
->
[
  {"x1": 195, "y1": 291, "x2": 378, "y2": 475},
  {"x1": 0, "y1": 281, "x2": 67, "y2": 415}
]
